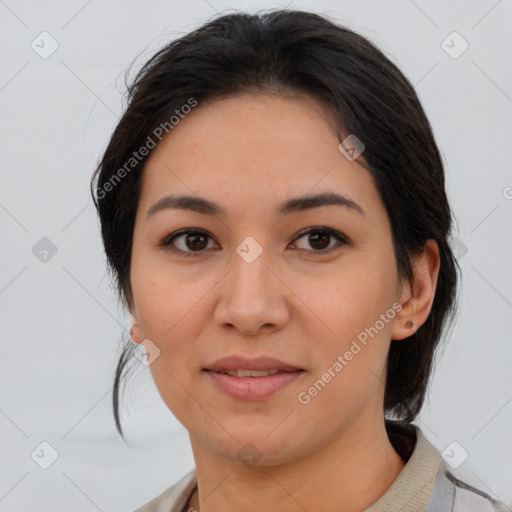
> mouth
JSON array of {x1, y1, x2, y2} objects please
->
[
  {"x1": 207, "y1": 368, "x2": 304, "y2": 377},
  {"x1": 202, "y1": 354, "x2": 306, "y2": 400},
  {"x1": 203, "y1": 354, "x2": 304, "y2": 373},
  {"x1": 202, "y1": 368, "x2": 306, "y2": 400}
]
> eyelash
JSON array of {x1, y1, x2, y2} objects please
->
[{"x1": 160, "y1": 227, "x2": 349, "y2": 257}]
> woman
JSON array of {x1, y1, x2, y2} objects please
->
[{"x1": 90, "y1": 9, "x2": 511, "y2": 512}]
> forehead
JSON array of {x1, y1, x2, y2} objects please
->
[{"x1": 137, "y1": 93, "x2": 383, "y2": 221}]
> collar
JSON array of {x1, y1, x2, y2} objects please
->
[
  {"x1": 133, "y1": 419, "x2": 443, "y2": 512},
  {"x1": 364, "y1": 419, "x2": 441, "y2": 511}
]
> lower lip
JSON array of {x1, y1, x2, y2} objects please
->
[{"x1": 203, "y1": 370, "x2": 305, "y2": 400}]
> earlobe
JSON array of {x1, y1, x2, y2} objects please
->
[
  {"x1": 391, "y1": 239, "x2": 440, "y2": 341},
  {"x1": 130, "y1": 321, "x2": 144, "y2": 344},
  {"x1": 129, "y1": 299, "x2": 144, "y2": 344}
]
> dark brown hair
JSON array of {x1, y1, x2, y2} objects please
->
[{"x1": 90, "y1": 9, "x2": 459, "y2": 439}]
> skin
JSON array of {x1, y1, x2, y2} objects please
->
[{"x1": 129, "y1": 92, "x2": 440, "y2": 512}]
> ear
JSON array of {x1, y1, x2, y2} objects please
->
[{"x1": 391, "y1": 239, "x2": 440, "y2": 341}]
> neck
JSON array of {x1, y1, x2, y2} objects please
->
[{"x1": 187, "y1": 414, "x2": 406, "y2": 512}]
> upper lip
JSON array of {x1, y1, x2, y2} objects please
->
[{"x1": 203, "y1": 355, "x2": 304, "y2": 372}]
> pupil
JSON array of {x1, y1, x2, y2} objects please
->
[
  {"x1": 310, "y1": 231, "x2": 329, "y2": 250},
  {"x1": 187, "y1": 233, "x2": 207, "y2": 250}
]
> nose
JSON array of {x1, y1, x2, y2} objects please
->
[{"x1": 213, "y1": 242, "x2": 290, "y2": 336}]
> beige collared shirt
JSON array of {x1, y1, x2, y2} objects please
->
[{"x1": 132, "y1": 420, "x2": 511, "y2": 512}]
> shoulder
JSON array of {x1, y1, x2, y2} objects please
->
[
  {"x1": 377, "y1": 420, "x2": 511, "y2": 512},
  {"x1": 450, "y1": 471, "x2": 512, "y2": 512},
  {"x1": 388, "y1": 421, "x2": 511, "y2": 512},
  {"x1": 427, "y1": 459, "x2": 512, "y2": 512},
  {"x1": 132, "y1": 469, "x2": 197, "y2": 512}
]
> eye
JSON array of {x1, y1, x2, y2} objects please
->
[
  {"x1": 291, "y1": 227, "x2": 349, "y2": 254},
  {"x1": 161, "y1": 229, "x2": 217, "y2": 256}
]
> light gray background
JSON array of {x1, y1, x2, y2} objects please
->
[{"x1": 1, "y1": 0, "x2": 511, "y2": 510}]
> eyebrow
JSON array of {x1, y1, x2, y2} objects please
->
[{"x1": 146, "y1": 192, "x2": 365, "y2": 220}]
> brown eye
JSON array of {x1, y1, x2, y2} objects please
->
[
  {"x1": 293, "y1": 228, "x2": 348, "y2": 254},
  {"x1": 162, "y1": 229, "x2": 216, "y2": 255},
  {"x1": 183, "y1": 232, "x2": 208, "y2": 250},
  {"x1": 307, "y1": 231, "x2": 331, "y2": 250}
]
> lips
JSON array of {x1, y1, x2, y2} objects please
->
[
  {"x1": 203, "y1": 355, "x2": 304, "y2": 373},
  {"x1": 202, "y1": 355, "x2": 305, "y2": 399},
  {"x1": 217, "y1": 369, "x2": 280, "y2": 377}
]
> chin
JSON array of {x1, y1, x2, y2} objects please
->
[{"x1": 233, "y1": 432, "x2": 302, "y2": 467}]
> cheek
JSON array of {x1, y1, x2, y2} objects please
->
[
  {"x1": 296, "y1": 279, "x2": 395, "y2": 421},
  {"x1": 133, "y1": 271, "x2": 208, "y2": 414},
  {"x1": 297, "y1": 257, "x2": 397, "y2": 338},
  {"x1": 131, "y1": 246, "x2": 205, "y2": 339},
  {"x1": 293, "y1": 255, "x2": 398, "y2": 398},
  {"x1": 130, "y1": 274, "x2": 206, "y2": 407}
]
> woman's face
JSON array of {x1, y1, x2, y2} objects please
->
[{"x1": 130, "y1": 92, "x2": 411, "y2": 465}]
